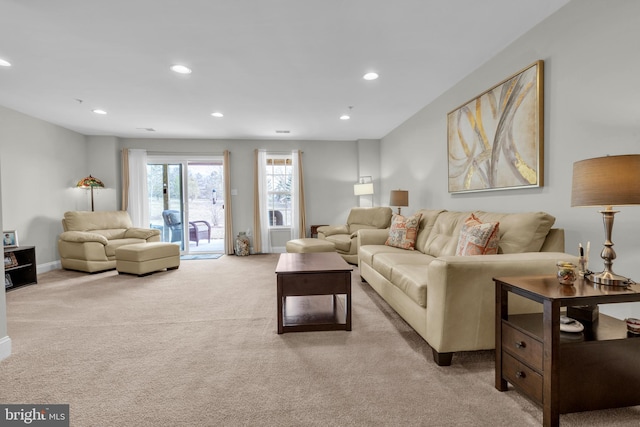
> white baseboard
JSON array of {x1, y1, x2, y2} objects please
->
[
  {"x1": 0, "y1": 336, "x2": 11, "y2": 361},
  {"x1": 37, "y1": 260, "x2": 61, "y2": 274}
]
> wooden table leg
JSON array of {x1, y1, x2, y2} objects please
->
[
  {"x1": 542, "y1": 299, "x2": 561, "y2": 427},
  {"x1": 277, "y1": 278, "x2": 283, "y2": 334},
  {"x1": 495, "y1": 282, "x2": 508, "y2": 391}
]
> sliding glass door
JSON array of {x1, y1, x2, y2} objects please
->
[{"x1": 147, "y1": 156, "x2": 225, "y2": 254}]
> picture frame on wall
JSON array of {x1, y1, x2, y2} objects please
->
[
  {"x1": 3, "y1": 230, "x2": 18, "y2": 248},
  {"x1": 447, "y1": 60, "x2": 544, "y2": 193}
]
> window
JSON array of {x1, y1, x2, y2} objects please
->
[{"x1": 265, "y1": 155, "x2": 292, "y2": 227}]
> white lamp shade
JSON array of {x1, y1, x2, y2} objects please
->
[{"x1": 354, "y1": 182, "x2": 374, "y2": 196}]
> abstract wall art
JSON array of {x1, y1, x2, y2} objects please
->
[{"x1": 447, "y1": 60, "x2": 544, "y2": 193}]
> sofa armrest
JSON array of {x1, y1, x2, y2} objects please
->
[
  {"x1": 317, "y1": 224, "x2": 349, "y2": 237},
  {"x1": 357, "y1": 229, "x2": 389, "y2": 246},
  {"x1": 124, "y1": 227, "x2": 161, "y2": 240},
  {"x1": 425, "y1": 252, "x2": 579, "y2": 353},
  {"x1": 58, "y1": 231, "x2": 109, "y2": 246}
]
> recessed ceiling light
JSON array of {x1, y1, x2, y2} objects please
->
[
  {"x1": 92, "y1": 109, "x2": 107, "y2": 115},
  {"x1": 363, "y1": 72, "x2": 379, "y2": 80},
  {"x1": 171, "y1": 64, "x2": 192, "y2": 74},
  {"x1": 0, "y1": 58, "x2": 11, "y2": 67},
  {"x1": 340, "y1": 114, "x2": 350, "y2": 120},
  {"x1": 211, "y1": 112, "x2": 224, "y2": 118}
]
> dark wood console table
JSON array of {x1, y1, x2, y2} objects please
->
[{"x1": 494, "y1": 275, "x2": 640, "y2": 427}]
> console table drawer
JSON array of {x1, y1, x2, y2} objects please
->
[
  {"x1": 502, "y1": 321, "x2": 543, "y2": 372},
  {"x1": 502, "y1": 352, "x2": 543, "y2": 403}
]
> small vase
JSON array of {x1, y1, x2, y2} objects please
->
[
  {"x1": 235, "y1": 232, "x2": 250, "y2": 256},
  {"x1": 556, "y1": 261, "x2": 577, "y2": 285}
]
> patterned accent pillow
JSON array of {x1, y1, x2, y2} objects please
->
[
  {"x1": 385, "y1": 213, "x2": 423, "y2": 250},
  {"x1": 456, "y1": 213, "x2": 500, "y2": 256}
]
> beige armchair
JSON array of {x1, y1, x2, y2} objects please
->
[
  {"x1": 58, "y1": 211, "x2": 161, "y2": 273},
  {"x1": 317, "y1": 207, "x2": 393, "y2": 264}
]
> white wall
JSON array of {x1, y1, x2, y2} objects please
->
[
  {"x1": 119, "y1": 137, "x2": 362, "y2": 238},
  {"x1": 0, "y1": 106, "x2": 88, "y2": 360},
  {"x1": 381, "y1": 0, "x2": 640, "y2": 318},
  {"x1": 0, "y1": 106, "x2": 88, "y2": 268}
]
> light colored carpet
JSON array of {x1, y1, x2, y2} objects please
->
[
  {"x1": 1, "y1": 254, "x2": 639, "y2": 426},
  {"x1": 180, "y1": 254, "x2": 223, "y2": 260}
]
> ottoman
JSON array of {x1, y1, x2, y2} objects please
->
[
  {"x1": 286, "y1": 238, "x2": 335, "y2": 253},
  {"x1": 115, "y1": 242, "x2": 180, "y2": 276}
]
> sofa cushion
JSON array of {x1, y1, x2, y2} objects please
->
[
  {"x1": 385, "y1": 213, "x2": 422, "y2": 250},
  {"x1": 94, "y1": 229, "x2": 128, "y2": 240},
  {"x1": 423, "y1": 211, "x2": 472, "y2": 257},
  {"x1": 370, "y1": 251, "x2": 428, "y2": 282},
  {"x1": 390, "y1": 263, "x2": 433, "y2": 308},
  {"x1": 456, "y1": 214, "x2": 500, "y2": 256},
  {"x1": 359, "y1": 243, "x2": 407, "y2": 266},
  {"x1": 414, "y1": 209, "x2": 447, "y2": 254},
  {"x1": 474, "y1": 211, "x2": 555, "y2": 253},
  {"x1": 318, "y1": 224, "x2": 349, "y2": 237},
  {"x1": 324, "y1": 234, "x2": 353, "y2": 253},
  {"x1": 346, "y1": 207, "x2": 393, "y2": 231},
  {"x1": 63, "y1": 210, "x2": 133, "y2": 232}
]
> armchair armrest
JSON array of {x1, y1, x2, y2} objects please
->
[
  {"x1": 58, "y1": 231, "x2": 109, "y2": 246},
  {"x1": 357, "y1": 229, "x2": 389, "y2": 246},
  {"x1": 189, "y1": 220, "x2": 211, "y2": 230},
  {"x1": 124, "y1": 227, "x2": 161, "y2": 240},
  {"x1": 317, "y1": 224, "x2": 349, "y2": 237}
]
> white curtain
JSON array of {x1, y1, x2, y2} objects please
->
[
  {"x1": 291, "y1": 150, "x2": 301, "y2": 239},
  {"x1": 127, "y1": 149, "x2": 149, "y2": 227},
  {"x1": 257, "y1": 149, "x2": 270, "y2": 252}
]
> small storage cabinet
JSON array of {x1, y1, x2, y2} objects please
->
[{"x1": 4, "y1": 246, "x2": 37, "y2": 290}]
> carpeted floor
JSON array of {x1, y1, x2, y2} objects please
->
[
  {"x1": 180, "y1": 254, "x2": 223, "y2": 260},
  {"x1": 1, "y1": 254, "x2": 639, "y2": 426}
]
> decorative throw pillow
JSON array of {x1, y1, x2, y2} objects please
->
[
  {"x1": 385, "y1": 213, "x2": 423, "y2": 250},
  {"x1": 456, "y1": 214, "x2": 500, "y2": 256}
]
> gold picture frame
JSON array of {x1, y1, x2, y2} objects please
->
[{"x1": 447, "y1": 60, "x2": 544, "y2": 193}]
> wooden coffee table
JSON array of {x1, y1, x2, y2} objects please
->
[{"x1": 275, "y1": 252, "x2": 353, "y2": 334}]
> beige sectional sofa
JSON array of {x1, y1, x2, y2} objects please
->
[
  {"x1": 58, "y1": 211, "x2": 161, "y2": 273},
  {"x1": 317, "y1": 207, "x2": 392, "y2": 264},
  {"x1": 358, "y1": 209, "x2": 576, "y2": 366}
]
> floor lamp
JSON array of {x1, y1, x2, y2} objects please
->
[
  {"x1": 77, "y1": 175, "x2": 105, "y2": 212},
  {"x1": 354, "y1": 177, "x2": 374, "y2": 207}
]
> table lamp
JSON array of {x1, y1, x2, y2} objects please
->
[
  {"x1": 571, "y1": 154, "x2": 640, "y2": 286},
  {"x1": 77, "y1": 175, "x2": 105, "y2": 211},
  {"x1": 389, "y1": 190, "x2": 409, "y2": 215}
]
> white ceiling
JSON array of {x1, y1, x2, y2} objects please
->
[{"x1": 0, "y1": 0, "x2": 569, "y2": 141}]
